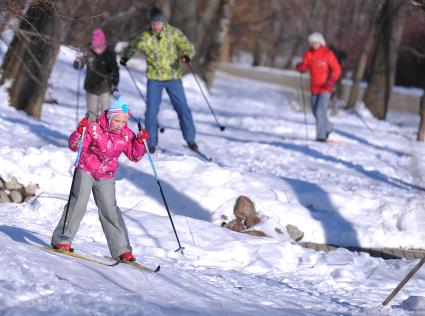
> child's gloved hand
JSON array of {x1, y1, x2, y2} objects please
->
[
  {"x1": 76, "y1": 117, "x2": 89, "y2": 134},
  {"x1": 137, "y1": 130, "x2": 150, "y2": 144}
]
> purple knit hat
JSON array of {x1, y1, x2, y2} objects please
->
[{"x1": 91, "y1": 28, "x2": 106, "y2": 49}]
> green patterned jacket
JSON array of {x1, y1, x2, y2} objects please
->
[{"x1": 122, "y1": 23, "x2": 195, "y2": 81}]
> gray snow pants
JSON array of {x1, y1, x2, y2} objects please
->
[
  {"x1": 51, "y1": 168, "x2": 132, "y2": 258},
  {"x1": 86, "y1": 92, "x2": 110, "y2": 120}
]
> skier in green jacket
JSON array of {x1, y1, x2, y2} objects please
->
[{"x1": 120, "y1": 7, "x2": 198, "y2": 154}]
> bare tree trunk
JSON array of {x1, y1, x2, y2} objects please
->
[
  {"x1": 0, "y1": 31, "x2": 25, "y2": 86},
  {"x1": 0, "y1": 4, "x2": 39, "y2": 86},
  {"x1": 417, "y1": 90, "x2": 425, "y2": 141},
  {"x1": 220, "y1": 34, "x2": 231, "y2": 62},
  {"x1": 270, "y1": 37, "x2": 282, "y2": 67},
  {"x1": 1, "y1": 2, "x2": 83, "y2": 119},
  {"x1": 0, "y1": 10, "x2": 13, "y2": 35},
  {"x1": 270, "y1": 9, "x2": 284, "y2": 68},
  {"x1": 201, "y1": 0, "x2": 235, "y2": 90},
  {"x1": 252, "y1": 38, "x2": 264, "y2": 66},
  {"x1": 346, "y1": 11, "x2": 380, "y2": 109},
  {"x1": 0, "y1": 1, "x2": 28, "y2": 34},
  {"x1": 363, "y1": 0, "x2": 407, "y2": 120},
  {"x1": 195, "y1": 0, "x2": 221, "y2": 62},
  {"x1": 252, "y1": 2, "x2": 281, "y2": 68},
  {"x1": 168, "y1": 0, "x2": 198, "y2": 43},
  {"x1": 284, "y1": 36, "x2": 302, "y2": 69}
]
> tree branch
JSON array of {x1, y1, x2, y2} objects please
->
[
  {"x1": 410, "y1": 0, "x2": 425, "y2": 11},
  {"x1": 0, "y1": 36, "x2": 46, "y2": 86},
  {"x1": 401, "y1": 45, "x2": 425, "y2": 59}
]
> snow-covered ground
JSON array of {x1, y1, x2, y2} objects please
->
[{"x1": 1, "y1": 45, "x2": 425, "y2": 315}]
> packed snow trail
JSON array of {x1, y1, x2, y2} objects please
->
[
  {"x1": 3, "y1": 211, "x2": 424, "y2": 316},
  {"x1": 1, "y1": 45, "x2": 425, "y2": 315}
]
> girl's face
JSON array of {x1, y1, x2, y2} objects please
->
[
  {"x1": 92, "y1": 46, "x2": 106, "y2": 55},
  {"x1": 110, "y1": 113, "x2": 128, "y2": 131},
  {"x1": 311, "y1": 42, "x2": 321, "y2": 50}
]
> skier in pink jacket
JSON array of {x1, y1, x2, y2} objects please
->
[{"x1": 51, "y1": 97, "x2": 149, "y2": 262}]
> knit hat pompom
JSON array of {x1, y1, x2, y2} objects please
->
[
  {"x1": 91, "y1": 28, "x2": 106, "y2": 50},
  {"x1": 308, "y1": 32, "x2": 326, "y2": 47},
  {"x1": 107, "y1": 97, "x2": 129, "y2": 121}
]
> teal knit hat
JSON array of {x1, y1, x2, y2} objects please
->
[{"x1": 107, "y1": 97, "x2": 129, "y2": 121}]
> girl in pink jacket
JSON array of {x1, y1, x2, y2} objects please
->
[{"x1": 51, "y1": 97, "x2": 149, "y2": 262}]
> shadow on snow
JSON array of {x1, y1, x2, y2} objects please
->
[{"x1": 120, "y1": 164, "x2": 212, "y2": 221}]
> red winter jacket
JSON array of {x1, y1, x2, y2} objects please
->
[
  {"x1": 68, "y1": 111, "x2": 146, "y2": 180},
  {"x1": 296, "y1": 46, "x2": 341, "y2": 94}
]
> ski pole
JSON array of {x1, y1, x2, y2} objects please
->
[
  {"x1": 125, "y1": 65, "x2": 146, "y2": 102},
  {"x1": 61, "y1": 112, "x2": 89, "y2": 237},
  {"x1": 75, "y1": 67, "x2": 81, "y2": 126},
  {"x1": 124, "y1": 65, "x2": 164, "y2": 133},
  {"x1": 383, "y1": 258, "x2": 425, "y2": 306},
  {"x1": 352, "y1": 110, "x2": 375, "y2": 135},
  {"x1": 138, "y1": 119, "x2": 185, "y2": 255},
  {"x1": 186, "y1": 63, "x2": 226, "y2": 132},
  {"x1": 299, "y1": 73, "x2": 309, "y2": 142}
]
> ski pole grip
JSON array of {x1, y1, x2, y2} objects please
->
[
  {"x1": 137, "y1": 119, "x2": 143, "y2": 132},
  {"x1": 74, "y1": 112, "x2": 90, "y2": 167}
]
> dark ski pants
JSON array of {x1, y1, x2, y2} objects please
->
[
  {"x1": 51, "y1": 169, "x2": 132, "y2": 258},
  {"x1": 311, "y1": 92, "x2": 333, "y2": 140},
  {"x1": 146, "y1": 79, "x2": 196, "y2": 146}
]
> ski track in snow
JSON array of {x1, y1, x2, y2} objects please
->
[{"x1": 1, "y1": 45, "x2": 425, "y2": 315}]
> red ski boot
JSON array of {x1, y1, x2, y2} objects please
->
[
  {"x1": 53, "y1": 244, "x2": 73, "y2": 252},
  {"x1": 119, "y1": 252, "x2": 135, "y2": 262}
]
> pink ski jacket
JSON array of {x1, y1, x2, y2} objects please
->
[{"x1": 69, "y1": 111, "x2": 146, "y2": 180}]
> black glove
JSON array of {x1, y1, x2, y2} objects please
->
[
  {"x1": 111, "y1": 86, "x2": 120, "y2": 99},
  {"x1": 180, "y1": 55, "x2": 190, "y2": 64},
  {"x1": 120, "y1": 57, "x2": 128, "y2": 66},
  {"x1": 73, "y1": 50, "x2": 84, "y2": 70},
  {"x1": 73, "y1": 59, "x2": 83, "y2": 70}
]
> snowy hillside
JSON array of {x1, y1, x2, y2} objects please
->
[{"x1": 1, "y1": 46, "x2": 425, "y2": 315}]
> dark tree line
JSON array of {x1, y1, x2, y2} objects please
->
[
  {"x1": 0, "y1": 0, "x2": 423, "y2": 122},
  {"x1": 228, "y1": 0, "x2": 424, "y2": 120},
  {"x1": 363, "y1": 0, "x2": 407, "y2": 119},
  {"x1": 0, "y1": 0, "x2": 234, "y2": 118}
]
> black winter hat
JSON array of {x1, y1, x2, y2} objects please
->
[{"x1": 150, "y1": 7, "x2": 166, "y2": 23}]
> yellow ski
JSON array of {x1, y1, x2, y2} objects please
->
[
  {"x1": 40, "y1": 246, "x2": 119, "y2": 267},
  {"x1": 116, "y1": 260, "x2": 160, "y2": 273}
]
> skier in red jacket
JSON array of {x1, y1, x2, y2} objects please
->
[{"x1": 296, "y1": 32, "x2": 341, "y2": 142}]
